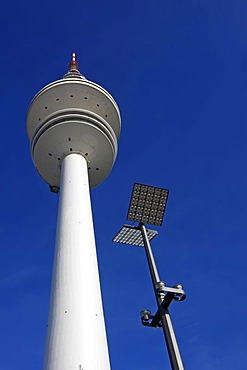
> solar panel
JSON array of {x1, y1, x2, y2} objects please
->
[
  {"x1": 113, "y1": 224, "x2": 158, "y2": 247},
  {"x1": 127, "y1": 183, "x2": 169, "y2": 226}
]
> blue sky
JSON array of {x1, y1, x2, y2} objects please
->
[{"x1": 0, "y1": 0, "x2": 247, "y2": 369}]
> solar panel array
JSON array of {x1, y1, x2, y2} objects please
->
[
  {"x1": 112, "y1": 225, "x2": 158, "y2": 247},
  {"x1": 127, "y1": 183, "x2": 169, "y2": 226}
]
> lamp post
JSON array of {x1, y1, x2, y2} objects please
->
[{"x1": 113, "y1": 183, "x2": 186, "y2": 370}]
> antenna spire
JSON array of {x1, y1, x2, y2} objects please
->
[
  {"x1": 63, "y1": 52, "x2": 86, "y2": 79},
  {"x1": 68, "y1": 52, "x2": 79, "y2": 73}
]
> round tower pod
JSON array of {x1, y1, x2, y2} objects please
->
[{"x1": 26, "y1": 54, "x2": 121, "y2": 189}]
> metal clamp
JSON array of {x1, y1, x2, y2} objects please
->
[
  {"x1": 140, "y1": 309, "x2": 162, "y2": 328},
  {"x1": 140, "y1": 283, "x2": 186, "y2": 328},
  {"x1": 155, "y1": 282, "x2": 186, "y2": 302}
]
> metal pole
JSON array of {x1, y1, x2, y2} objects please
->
[{"x1": 140, "y1": 223, "x2": 185, "y2": 370}]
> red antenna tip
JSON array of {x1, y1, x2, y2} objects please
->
[
  {"x1": 64, "y1": 52, "x2": 85, "y2": 79},
  {"x1": 68, "y1": 52, "x2": 79, "y2": 73}
]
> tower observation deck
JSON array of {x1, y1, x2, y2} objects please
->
[
  {"x1": 27, "y1": 52, "x2": 121, "y2": 190},
  {"x1": 26, "y1": 54, "x2": 121, "y2": 370}
]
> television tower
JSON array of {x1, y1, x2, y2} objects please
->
[{"x1": 26, "y1": 53, "x2": 121, "y2": 370}]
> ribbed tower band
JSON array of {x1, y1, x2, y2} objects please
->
[{"x1": 43, "y1": 153, "x2": 111, "y2": 370}]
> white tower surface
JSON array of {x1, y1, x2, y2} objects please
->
[{"x1": 26, "y1": 54, "x2": 121, "y2": 370}]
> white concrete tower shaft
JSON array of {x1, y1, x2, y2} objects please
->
[
  {"x1": 26, "y1": 54, "x2": 121, "y2": 370},
  {"x1": 44, "y1": 153, "x2": 110, "y2": 370}
]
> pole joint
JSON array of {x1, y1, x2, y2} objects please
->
[{"x1": 140, "y1": 284, "x2": 186, "y2": 328}]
